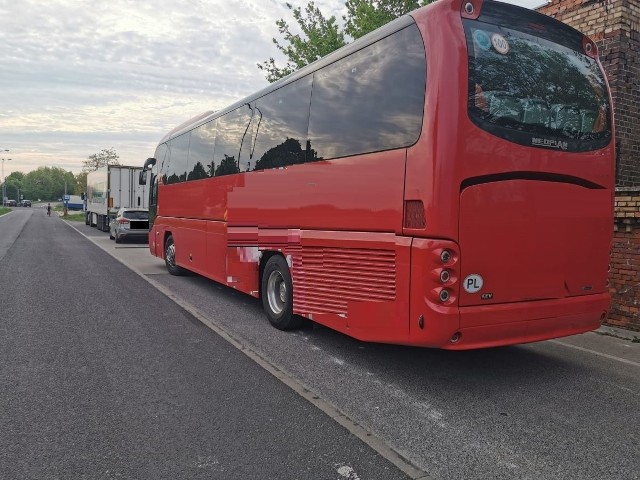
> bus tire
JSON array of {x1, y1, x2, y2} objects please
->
[
  {"x1": 261, "y1": 255, "x2": 302, "y2": 330},
  {"x1": 164, "y1": 235, "x2": 186, "y2": 276}
]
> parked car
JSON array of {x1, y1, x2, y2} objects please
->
[
  {"x1": 5, "y1": 199, "x2": 17, "y2": 207},
  {"x1": 109, "y1": 207, "x2": 150, "y2": 243},
  {"x1": 20, "y1": 200, "x2": 32, "y2": 207}
]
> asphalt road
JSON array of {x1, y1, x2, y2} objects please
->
[
  {"x1": 0, "y1": 208, "x2": 415, "y2": 480},
  {"x1": 2, "y1": 208, "x2": 639, "y2": 479}
]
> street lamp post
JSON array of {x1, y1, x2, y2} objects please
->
[{"x1": 1, "y1": 150, "x2": 11, "y2": 206}]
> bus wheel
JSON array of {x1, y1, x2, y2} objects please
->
[
  {"x1": 262, "y1": 255, "x2": 302, "y2": 330},
  {"x1": 164, "y1": 235, "x2": 186, "y2": 276}
]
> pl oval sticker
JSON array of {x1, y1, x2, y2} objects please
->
[
  {"x1": 491, "y1": 33, "x2": 510, "y2": 54},
  {"x1": 463, "y1": 274, "x2": 484, "y2": 293}
]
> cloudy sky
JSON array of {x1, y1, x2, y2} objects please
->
[{"x1": 0, "y1": 0, "x2": 545, "y2": 177}]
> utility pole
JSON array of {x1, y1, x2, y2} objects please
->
[
  {"x1": 64, "y1": 180, "x2": 68, "y2": 216},
  {"x1": 1, "y1": 150, "x2": 11, "y2": 206}
]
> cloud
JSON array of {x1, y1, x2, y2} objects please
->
[
  {"x1": 0, "y1": 0, "x2": 534, "y2": 176},
  {"x1": 0, "y1": 0, "x2": 316, "y2": 174}
]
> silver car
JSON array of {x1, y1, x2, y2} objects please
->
[{"x1": 109, "y1": 208, "x2": 149, "y2": 243}]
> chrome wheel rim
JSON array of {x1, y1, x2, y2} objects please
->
[{"x1": 267, "y1": 270, "x2": 286, "y2": 315}]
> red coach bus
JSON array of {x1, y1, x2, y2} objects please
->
[{"x1": 140, "y1": 0, "x2": 614, "y2": 349}]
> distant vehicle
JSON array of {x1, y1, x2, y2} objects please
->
[
  {"x1": 86, "y1": 165, "x2": 148, "y2": 232},
  {"x1": 109, "y1": 207, "x2": 150, "y2": 243},
  {"x1": 64, "y1": 195, "x2": 83, "y2": 210},
  {"x1": 5, "y1": 200, "x2": 17, "y2": 207},
  {"x1": 20, "y1": 200, "x2": 32, "y2": 207}
]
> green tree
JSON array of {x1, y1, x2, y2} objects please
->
[
  {"x1": 344, "y1": 0, "x2": 432, "y2": 39},
  {"x1": 22, "y1": 167, "x2": 76, "y2": 201},
  {"x1": 4, "y1": 172, "x2": 24, "y2": 202},
  {"x1": 82, "y1": 147, "x2": 120, "y2": 173},
  {"x1": 75, "y1": 171, "x2": 88, "y2": 195},
  {"x1": 260, "y1": 0, "x2": 434, "y2": 82},
  {"x1": 258, "y1": 1, "x2": 346, "y2": 83}
]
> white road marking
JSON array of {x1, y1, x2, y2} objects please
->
[
  {"x1": 549, "y1": 340, "x2": 640, "y2": 368},
  {"x1": 63, "y1": 220, "x2": 431, "y2": 480}
]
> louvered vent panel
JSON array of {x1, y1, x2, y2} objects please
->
[{"x1": 290, "y1": 247, "x2": 396, "y2": 315}]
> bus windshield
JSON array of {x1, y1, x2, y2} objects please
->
[{"x1": 464, "y1": 20, "x2": 611, "y2": 152}]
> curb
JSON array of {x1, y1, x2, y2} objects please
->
[{"x1": 596, "y1": 325, "x2": 640, "y2": 341}]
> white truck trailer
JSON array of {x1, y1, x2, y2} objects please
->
[{"x1": 86, "y1": 165, "x2": 148, "y2": 231}]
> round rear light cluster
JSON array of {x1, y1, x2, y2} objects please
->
[
  {"x1": 440, "y1": 270, "x2": 451, "y2": 283},
  {"x1": 439, "y1": 289, "x2": 450, "y2": 302},
  {"x1": 435, "y1": 247, "x2": 458, "y2": 304}
]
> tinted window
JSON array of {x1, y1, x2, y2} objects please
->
[
  {"x1": 212, "y1": 105, "x2": 252, "y2": 177},
  {"x1": 308, "y1": 24, "x2": 426, "y2": 160},
  {"x1": 464, "y1": 20, "x2": 611, "y2": 152},
  {"x1": 123, "y1": 211, "x2": 149, "y2": 220},
  {"x1": 166, "y1": 133, "x2": 190, "y2": 184},
  {"x1": 152, "y1": 143, "x2": 167, "y2": 204},
  {"x1": 238, "y1": 104, "x2": 256, "y2": 173},
  {"x1": 188, "y1": 120, "x2": 217, "y2": 180},
  {"x1": 252, "y1": 75, "x2": 312, "y2": 170}
]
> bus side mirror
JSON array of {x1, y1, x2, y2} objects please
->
[
  {"x1": 143, "y1": 157, "x2": 157, "y2": 170},
  {"x1": 139, "y1": 170, "x2": 148, "y2": 185}
]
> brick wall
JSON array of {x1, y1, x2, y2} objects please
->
[
  {"x1": 538, "y1": 1, "x2": 640, "y2": 331},
  {"x1": 609, "y1": 188, "x2": 640, "y2": 331},
  {"x1": 538, "y1": 0, "x2": 640, "y2": 187}
]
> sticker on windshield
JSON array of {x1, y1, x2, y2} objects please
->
[
  {"x1": 473, "y1": 30, "x2": 491, "y2": 51},
  {"x1": 491, "y1": 33, "x2": 510, "y2": 54},
  {"x1": 463, "y1": 274, "x2": 484, "y2": 293}
]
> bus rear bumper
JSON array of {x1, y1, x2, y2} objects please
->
[{"x1": 442, "y1": 293, "x2": 610, "y2": 350}]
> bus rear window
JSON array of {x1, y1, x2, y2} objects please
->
[{"x1": 464, "y1": 20, "x2": 611, "y2": 152}]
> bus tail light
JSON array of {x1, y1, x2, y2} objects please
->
[
  {"x1": 427, "y1": 244, "x2": 460, "y2": 305},
  {"x1": 583, "y1": 37, "x2": 597, "y2": 58},
  {"x1": 439, "y1": 289, "x2": 450, "y2": 302},
  {"x1": 461, "y1": 0, "x2": 482, "y2": 19},
  {"x1": 440, "y1": 269, "x2": 451, "y2": 283}
]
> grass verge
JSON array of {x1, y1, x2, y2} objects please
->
[
  {"x1": 61, "y1": 213, "x2": 86, "y2": 222},
  {"x1": 0, "y1": 207, "x2": 11, "y2": 216}
]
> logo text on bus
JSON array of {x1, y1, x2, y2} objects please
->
[{"x1": 532, "y1": 138, "x2": 568, "y2": 150}]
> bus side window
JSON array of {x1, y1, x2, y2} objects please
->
[
  {"x1": 154, "y1": 143, "x2": 169, "y2": 186},
  {"x1": 188, "y1": 119, "x2": 217, "y2": 180},
  {"x1": 307, "y1": 24, "x2": 425, "y2": 160},
  {"x1": 212, "y1": 105, "x2": 252, "y2": 177},
  {"x1": 252, "y1": 75, "x2": 313, "y2": 171},
  {"x1": 165, "y1": 132, "x2": 190, "y2": 184}
]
